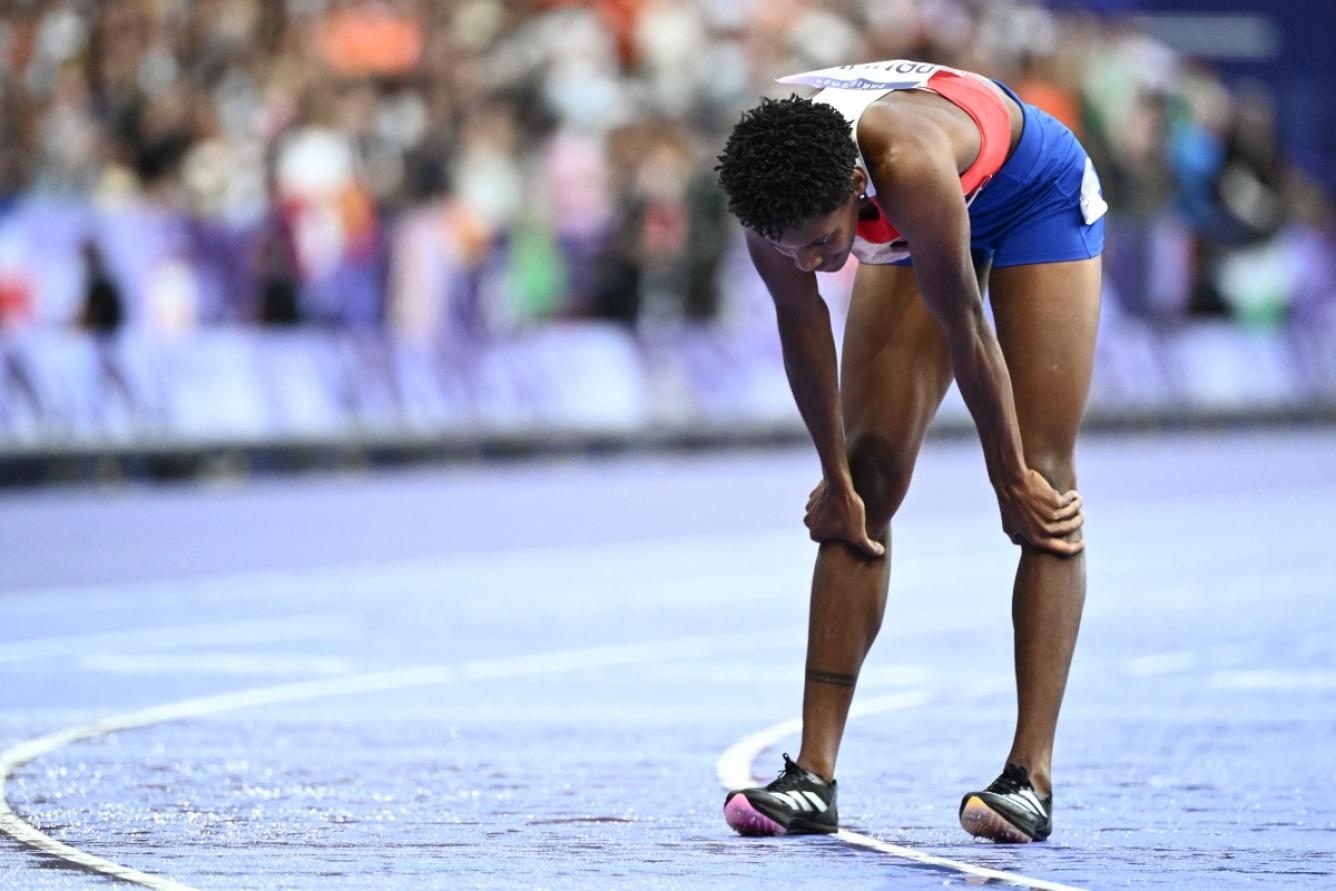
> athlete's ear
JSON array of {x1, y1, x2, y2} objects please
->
[{"x1": 851, "y1": 166, "x2": 868, "y2": 201}]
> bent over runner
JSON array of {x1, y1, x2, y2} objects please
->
[{"x1": 715, "y1": 59, "x2": 1105, "y2": 844}]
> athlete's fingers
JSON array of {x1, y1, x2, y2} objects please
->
[
  {"x1": 1033, "y1": 535, "x2": 1085, "y2": 557},
  {"x1": 1052, "y1": 495, "x2": 1083, "y2": 521},
  {"x1": 1045, "y1": 512, "x2": 1085, "y2": 536},
  {"x1": 854, "y1": 535, "x2": 886, "y2": 558}
]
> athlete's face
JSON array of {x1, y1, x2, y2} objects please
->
[{"x1": 764, "y1": 169, "x2": 867, "y2": 274}]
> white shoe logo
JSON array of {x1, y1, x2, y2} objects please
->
[
  {"x1": 770, "y1": 790, "x2": 828, "y2": 813},
  {"x1": 1010, "y1": 787, "x2": 1048, "y2": 817}
]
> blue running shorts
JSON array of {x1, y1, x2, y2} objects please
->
[{"x1": 892, "y1": 80, "x2": 1106, "y2": 268}]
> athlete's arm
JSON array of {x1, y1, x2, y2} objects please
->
[
  {"x1": 745, "y1": 230, "x2": 884, "y2": 558},
  {"x1": 859, "y1": 113, "x2": 1083, "y2": 556}
]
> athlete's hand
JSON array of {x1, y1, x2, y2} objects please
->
[
  {"x1": 804, "y1": 479, "x2": 886, "y2": 558},
  {"x1": 997, "y1": 470, "x2": 1085, "y2": 556}
]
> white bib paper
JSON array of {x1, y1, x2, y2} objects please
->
[
  {"x1": 777, "y1": 60, "x2": 943, "y2": 92},
  {"x1": 1079, "y1": 157, "x2": 1109, "y2": 225}
]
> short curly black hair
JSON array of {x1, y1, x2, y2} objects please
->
[{"x1": 716, "y1": 95, "x2": 858, "y2": 240}]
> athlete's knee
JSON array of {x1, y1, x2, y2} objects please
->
[
  {"x1": 846, "y1": 433, "x2": 916, "y2": 532},
  {"x1": 1027, "y1": 451, "x2": 1077, "y2": 492}
]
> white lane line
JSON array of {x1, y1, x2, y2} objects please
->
[
  {"x1": 0, "y1": 626, "x2": 795, "y2": 891},
  {"x1": 0, "y1": 530, "x2": 807, "y2": 615},
  {"x1": 1124, "y1": 650, "x2": 1200, "y2": 677},
  {"x1": 1210, "y1": 669, "x2": 1336, "y2": 690},
  {"x1": 717, "y1": 681, "x2": 1081, "y2": 891},
  {"x1": 0, "y1": 613, "x2": 356, "y2": 664},
  {"x1": 833, "y1": 830, "x2": 1083, "y2": 890},
  {"x1": 716, "y1": 688, "x2": 943, "y2": 791},
  {"x1": 79, "y1": 652, "x2": 358, "y2": 676}
]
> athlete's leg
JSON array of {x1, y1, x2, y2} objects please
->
[
  {"x1": 796, "y1": 261, "x2": 966, "y2": 781},
  {"x1": 986, "y1": 256, "x2": 1102, "y2": 797}
]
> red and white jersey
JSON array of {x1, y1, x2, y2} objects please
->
[{"x1": 778, "y1": 60, "x2": 1014, "y2": 265}]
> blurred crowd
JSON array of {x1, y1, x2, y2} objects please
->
[{"x1": 0, "y1": 0, "x2": 1332, "y2": 343}]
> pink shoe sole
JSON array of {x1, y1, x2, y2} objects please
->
[
  {"x1": 959, "y1": 795, "x2": 1034, "y2": 843},
  {"x1": 724, "y1": 793, "x2": 787, "y2": 836}
]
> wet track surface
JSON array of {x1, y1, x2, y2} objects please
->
[{"x1": 2, "y1": 429, "x2": 1335, "y2": 888}]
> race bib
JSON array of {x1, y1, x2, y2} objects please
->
[
  {"x1": 778, "y1": 60, "x2": 942, "y2": 91},
  {"x1": 1079, "y1": 157, "x2": 1108, "y2": 225}
]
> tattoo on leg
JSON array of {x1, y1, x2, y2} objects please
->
[{"x1": 806, "y1": 667, "x2": 858, "y2": 689}]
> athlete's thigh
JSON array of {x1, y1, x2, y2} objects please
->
[
  {"x1": 987, "y1": 257, "x2": 1102, "y2": 487},
  {"x1": 838, "y1": 263, "x2": 955, "y2": 515}
]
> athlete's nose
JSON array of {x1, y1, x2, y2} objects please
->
[{"x1": 796, "y1": 251, "x2": 823, "y2": 273}]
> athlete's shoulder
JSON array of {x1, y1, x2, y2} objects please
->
[
  {"x1": 856, "y1": 105, "x2": 957, "y2": 187},
  {"x1": 853, "y1": 93, "x2": 958, "y2": 183}
]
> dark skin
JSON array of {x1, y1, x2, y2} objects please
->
[{"x1": 744, "y1": 79, "x2": 1100, "y2": 798}]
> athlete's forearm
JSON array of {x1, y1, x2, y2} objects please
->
[
  {"x1": 945, "y1": 309, "x2": 1028, "y2": 488},
  {"x1": 775, "y1": 298, "x2": 852, "y2": 487}
]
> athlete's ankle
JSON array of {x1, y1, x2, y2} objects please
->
[
  {"x1": 1009, "y1": 762, "x2": 1051, "y2": 798},
  {"x1": 794, "y1": 754, "x2": 835, "y2": 784},
  {"x1": 1004, "y1": 746, "x2": 1052, "y2": 795}
]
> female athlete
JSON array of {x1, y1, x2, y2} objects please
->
[{"x1": 716, "y1": 59, "x2": 1106, "y2": 843}]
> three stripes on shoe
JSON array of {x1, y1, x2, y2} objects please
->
[{"x1": 767, "y1": 789, "x2": 829, "y2": 813}]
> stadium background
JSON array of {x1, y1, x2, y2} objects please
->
[
  {"x1": 0, "y1": 0, "x2": 1332, "y2": 478},
  {"x1": 2, "y1": 4, "x2": 1335, "y2": 889}
]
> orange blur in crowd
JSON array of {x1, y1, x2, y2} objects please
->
[{"x1": 320, "y1": 7, "x2": 423, "y2": 76}]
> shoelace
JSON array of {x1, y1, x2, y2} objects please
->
[
  {"x1": 990, "y1": 763, "x2": 1033, "y2": 796},
  {"x1": 769, "y1": 753, "x2": 809, "y2": 790}
]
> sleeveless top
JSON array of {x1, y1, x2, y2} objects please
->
[{"x1": 778, "y1": 60, "x2": 1014, "y2": 265}]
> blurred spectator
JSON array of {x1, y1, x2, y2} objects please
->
[
  {"x1": 1012, "y1": 49, "x2": 1081, "y2": 137},
  {"x1": 255, "y1": 221, "x2": 301, "y2": 327},
  {"x1": 78, "y1": 239, "x2": 123, "y2": 334}
]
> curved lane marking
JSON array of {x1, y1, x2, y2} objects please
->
[
  {"x1": 0, "y1": 613, "x2": 357, "y2": 663},
  {"x1": 1, "y1": 627, "x2": 798, "y2": 891}
]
